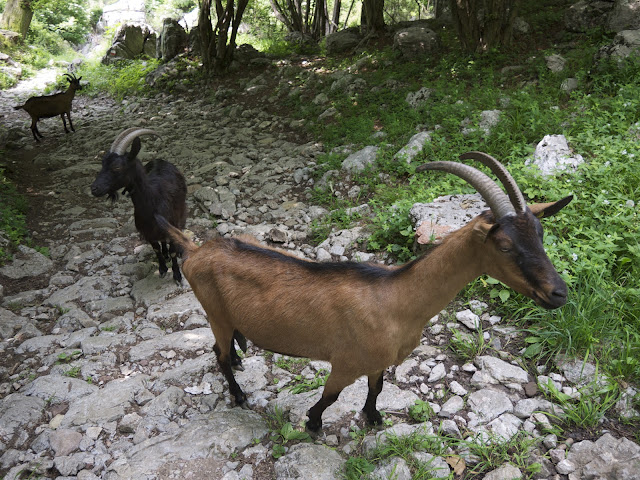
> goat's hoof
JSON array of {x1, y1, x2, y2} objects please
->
[
  {"x1": 305, "y1": 419, "x2": 322, "y2": 433},
  {"x1": 159, "y1": 271, "x2": 167, "y2": 278},
  {"x1": 232, "y1": 362, "x2": 245, "y2": 372},
  {"x1": 365, "y1": 410, "x2": 384, "y2": 426}
]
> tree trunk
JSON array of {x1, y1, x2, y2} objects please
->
[
  {"x1": 449, "y1": 0, "x2": 518, "y2": 53},
  {"x1": 330, "y1": 0, "x2": 341, "y2": 34},
  {"x1": 361, "y1": 0, "x2": 385, "y2": 35},
  {"x1": 311, "y1": 0, "x2": 328, "y2": 39},
  {"x1": 198, "y1": 0, "x2": 248, "y2": 74},
  {"x1": 198, "y1": 0, "x2": 216, "y2": 75},
  {"x1": 0, "y1": 0, "x2": 34, "y2": 38}
]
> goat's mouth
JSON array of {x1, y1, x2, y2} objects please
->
[
  {"x1": 532, "y1": 288, "x2": 567, "y2": 310},
  {"x1": 90, "y1": 184, "x2": 116, "y2": 200}
]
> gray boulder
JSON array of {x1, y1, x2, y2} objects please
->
[
  {"x1": 596, "y1": 29, "x2": 640, "y2": 61},
  {"x1": 609, "y1": 0, "x2": 640, "y2": 32},
  {"x1": 325, "y1": 29, "x2": 362, "y2": 55},
  {"x1": 341, "y1": 146, "x2": 378, "y2": 173},
  {"x1": 410, "y1": 193, "x2": 486, "y2": 247},
  {"x1": 0, "y1": 394, "x2": 45, "y2": 448},
  {"x1": 274, "y1": 443, "x2": 345, "y2": 480},
  {"x1": 564, "y1": 0, "x2": 614, "y2": 32},
  {"x1": 526, "y1": 134, "x2": 584, "y2": 177},
  {"x1": 393, "y1": 26, "x2": 440, "y2": 58},
  {"x1": 158, "y1": 18, "x2": 188, "y2": 62},
  {"x1": 394, "y1": 131, "x2": 431, "y2": 163},
  {"x1": 0, "y1": 245, "x2": 53, "y2": 280},
  {"x1": 102, "y1": 23, "x2": 156, "y2": 64}
]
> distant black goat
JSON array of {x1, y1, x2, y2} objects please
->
[
  {"x1": 90, "y1": 128, "x2": 187, "y2": 283},
  {"x1": 14, "y1": 73, "x2": 82, "y2": 141}
]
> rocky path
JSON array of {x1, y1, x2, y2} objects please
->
[{"x1": 1, "y1": 69, "x2": 640, "y2": 480}]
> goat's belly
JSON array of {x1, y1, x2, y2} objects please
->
[
  {"x1": 39, "y1": 112, "x2": 61, "y2": 119},
  {"x1": 237, "y1": 321, "x2": 335, "y2": 362}
]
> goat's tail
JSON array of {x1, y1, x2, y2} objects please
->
[
  {"x1": 13, "y1": 105, "x2": 23, "y2": 110},
  {"x1": 154, "y1": 214, "x2": 198, "y2": 260}
]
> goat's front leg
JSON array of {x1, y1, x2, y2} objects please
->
[
  {"x1": 150, "y1": 241, "x2": 169, "y2": 277},
  {"x1": 60, "y1": 113, "x2": 70, "y2": 133},
  {"x1": 168, "y1": 241, "x2": 182, "y2": 283},
  {"x1": 363, "y1": 372, "x2": 384, "y2": 426},
  {"x1": 31, "y1": 120, "x2": 42, "y2": 141},
  {"x1": 306, "y1": 370, "x2": 355, "y2": 432}
]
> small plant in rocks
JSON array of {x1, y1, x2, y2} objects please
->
[
  {"x1": 541, "y1": 375, "x2": 621, "y2": 429},
  {"x1": 266, "y1": 405, "x2": 311, "y2": 459},
  {"x1": 287, "y1": 369, "x2": 328, "y2": 394},
  {"x1": 56, "y1": 350, "x2": 82, "y2": 364},
  {"x1": 273, "y1": 355, "x2": 309, "y2": 374},
  {"x1": 448, "y1": 327, "x2": 489, "y2": 362},
  {"x1": 63, "y1": 366, "x2": 82, "y2": 378},
  {"x1": 408, "y1": 399, "x2": 434, "y2": 423}
]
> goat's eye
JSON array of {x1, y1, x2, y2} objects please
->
[{"x1": 500, "y1": 247, "x2": 512, "y2": 253}]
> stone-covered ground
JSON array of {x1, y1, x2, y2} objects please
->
[{"x1": 1, "y1": 61, "x2": 640, "y2": 480}]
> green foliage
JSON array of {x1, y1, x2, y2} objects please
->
[
  {"x1": 408, "y1": 399, "x2": 434, "y2": 423},
  {"x1": 0, "y1": 169, "x2": 29, "y2": 264},
  {"x1": 79, "y1": 59, "x2": 162, "y2": 100},
  {"x1": 541, "y1": 376, "x2": 621, "y2": 429},
  {"x1": 344, "y1": 456, "x2": 376, "y2": 480},
  {"x1": 519, "y1": 272, "x2": 640, "y2": 382},
  {"x1": 33, "y1": 0, "x2": 92, "y2": 45}
]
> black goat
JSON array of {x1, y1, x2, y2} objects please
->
[
  {"x1": 14, "y1": 73, "x2": 83, "y2": 141},
  {"x1": 91, "y1": 128, "x2": 187, "y2": 283}
]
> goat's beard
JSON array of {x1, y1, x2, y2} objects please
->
[{"x1": 107, "y1": 191, "x2": 119, "y2": 202}]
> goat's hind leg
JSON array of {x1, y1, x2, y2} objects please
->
[
  {"x1": 363, "y1": 372, "x2": 384, "y2": 426},
  {"x1": 150, "y1": 241, "x2": 169, "y2": 277},
  {"x1": 67, "y1": 113, "x2": 75, "y2": 132},
  {"x1": 230, "y1": 330, "x2": 247, "y2": 370},
  {"x1": 213, "y1": 335, "x2": 247, "y2": 405}
]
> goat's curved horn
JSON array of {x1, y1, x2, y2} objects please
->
[
  {"x1": 459, "y1": 151, "x2": 526, "y2": 213},
  {"x1": 110, "y1": 128, "x2": 161, "y2": 156},
  {"x1": 416, "y1": 161, "x2": 516, "y2": 219}
]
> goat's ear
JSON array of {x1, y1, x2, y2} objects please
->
[
  {"x1": 128, "y1": 137, "x2": 142, "y2": 161},
  {"x1": 529, "y1": 195, "x2": 573, "y2": 219},
  {"x1": 472, "y1": 220, "x2": 499, "y2": 243}
]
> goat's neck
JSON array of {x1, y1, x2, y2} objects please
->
[{"x1": 390, "y1": 222, "x2": 485, "y2": 325}]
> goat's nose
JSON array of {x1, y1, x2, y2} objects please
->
[{"x1": 548, "y1": 286, "x2": 568, "y2": 308}]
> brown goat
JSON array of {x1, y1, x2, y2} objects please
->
[
  {"x1": 156, "y1": 152, "x2": 573, "y2": 431},
  {"x1": 14, "y1": 73, "x2": 82, "y2": 141}
]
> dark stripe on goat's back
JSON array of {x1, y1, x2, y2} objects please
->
[{"x1": 230, "y1": 238, "x2": 425, "y2": 280}]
